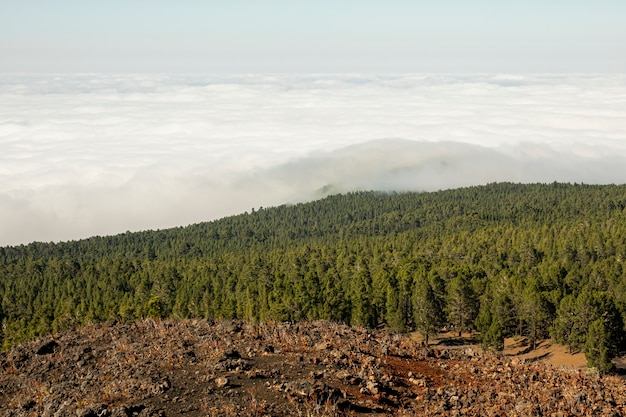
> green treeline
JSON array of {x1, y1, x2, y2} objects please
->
[{"x1": 2, "y1": 182, "x2": 626, "y2": 370}]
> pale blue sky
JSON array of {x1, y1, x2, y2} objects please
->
[{"x1": 2, "y1": 0, "x2": 625, "y2": 73}]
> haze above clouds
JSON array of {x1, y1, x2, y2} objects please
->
[
  {"x1": 1, "y1": 74, "x2": 626, "y2": 246},
  {"x1": 2, "y1": 1, "x2": 625, "y2": 73},
  {"x1": 1, "y1": 1, "x2": 626, "y2": 245}
]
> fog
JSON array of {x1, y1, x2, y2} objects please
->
[{"x1": 1, "y1": 74, "x2": 625, "y2": 246}]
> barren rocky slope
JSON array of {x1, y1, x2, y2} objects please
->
[{"x1": 1, "y1": 319, "x2": 625, "y2": 416}]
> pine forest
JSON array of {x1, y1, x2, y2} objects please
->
[{"x1": 2, "y1": 182, "x2": 626, "y2": 371}]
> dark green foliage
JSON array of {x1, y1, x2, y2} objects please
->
[
  {"x1": 483, "y1": 321, "x2": 505, "y2": 352},
  {"x1": 520, "y1": 278, "x2": 554, "y2": 350},
  {"x1": 585, "y1": 319, "x2": 614, "y2": 373},
  {"x1": 552, "y1": 295, "x2": 578, "y2": 351},
  {"x1": 146, "y1": 296, "x2": 166, "y2": 318},
  {"x1": 1, "y1": 182, "x2": 626, "y2": 366},
  {"x1": 552, "y1": 289, "x2": 625, "y2": 364},
  {"x1": 579, "y1": 291, "x2": 624, "y2": 369},
  {"x1": 413, "y1": 276, "x2": 444, "y2": 345},
  {"x1": 475, "y1": 293, "x2": 509, "y2": 352},
  {"x1": 446, "y1": 272, "x2": 479, "y2": 337}
]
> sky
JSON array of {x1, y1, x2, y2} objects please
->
[
  {"x1": 1, "y1": 2, "x2": 626, "y2": 246},
  {"x1": 2, "y1": 0, "x2": 626, "y2": 73}
]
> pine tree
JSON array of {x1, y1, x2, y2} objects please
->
[
  {"x1": 551, "y1": 295, "x2": 578, "y2": 352},
  {"x1": 585, "y1": 319, "x2": 614, "y2": 373},
  {"x1": 146, "y1": 296, "x2": 165, "y2": 319},
  {"x1": 412, "y1": 277, "x2": 444, "y2": 345},
  {"x1": 446, "y1": 275, "x2": 478, "y2": 337},
  {"x1": 520, "y1": 281, "x2": 553, "y2": 350}
]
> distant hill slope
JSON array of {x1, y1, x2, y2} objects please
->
[{"x1": 1, "y1": 183, "x2": 626, "y2": 369}]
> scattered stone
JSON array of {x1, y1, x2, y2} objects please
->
[
  {"x1": 3, "y1": 319, "x2": 626, "y2": 417},
  {"x1": 409, "y1": 377, "x2": 428, "y2": 387},
  {"x1": 215, "y1": 376, "x2": 230, "y2": 388},
  {"x1": 223, "y1": 349, "x2": 241, "y2": 359},
  {"x1": 215, "y1": 357, "x2": 250, "y2": 372},
  {"x1": 314, "y1": 342, "x2": 331, "y2": 351},
  {"x1": 36, "y1": 340, "x2": 59, "y2": 355},
  {"x1": 366, "y1": 380, "x2": 380, "y2": 395},
  {"x1": 309, "y1": 370, "x2": 324, "y2": 379}
]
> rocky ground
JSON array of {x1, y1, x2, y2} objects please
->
[{"x1": 1, "y1": 319, "x2": 626, "y2": 416}]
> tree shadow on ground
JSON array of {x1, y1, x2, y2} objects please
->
[{"x1": 435, "y1": 335, "x2": 479, "y2": 347}]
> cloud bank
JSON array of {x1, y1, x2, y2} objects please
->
[{"x1": 1, "y1": 74, "x2": 625, "y2": 246}]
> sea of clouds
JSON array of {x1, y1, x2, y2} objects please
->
[{"x1": 1, "y1": 73, "x2": 625, "y2": 246}]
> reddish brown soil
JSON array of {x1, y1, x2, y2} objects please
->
[{"x1": 2, "y1": 320, "x2": 626, "y2": 417}]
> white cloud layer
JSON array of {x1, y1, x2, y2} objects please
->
[{"x1": 1, "y1": 74, "x2": 626, "y2": 246}]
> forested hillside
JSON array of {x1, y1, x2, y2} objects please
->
[{"x1": 2, "y1": 182, "x2": 626, "y2": 370}]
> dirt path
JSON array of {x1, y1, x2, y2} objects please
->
[
  {"x1": 413, "y1": 331, "x2": 589, "y2": 370},
  {"x1": 503, "y1": 337, "x2": 587, "y2": 369}
]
